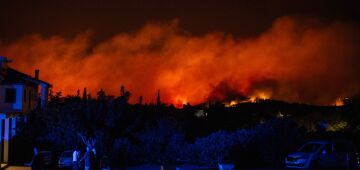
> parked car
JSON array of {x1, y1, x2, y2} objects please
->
[
  {"x1": 38, "y1": 151, "x2": 56, "y2": 169},
  {"x1": 218, "y1": 163, "x2": 234, "y2": 170},
  {"x1": 285, "y1": 140, "x2": 360, "y2": 169},
  {"x1": 25, "y1": 151, "x2": 54, "y2": 169},
  {"x1": 58, "y1": 150, "x2": 73, "y2": 169}
]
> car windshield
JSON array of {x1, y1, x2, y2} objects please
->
[
  {"x1": 62, "y1": 151, "x2": 73, "y2": 157},
  {"x1": 299, "y1": 143, "x2": 323, "y2": 153}
]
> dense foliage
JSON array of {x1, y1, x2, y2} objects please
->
[{"x1": 14, "y1": 89, "x2": 360, "y2": 168}]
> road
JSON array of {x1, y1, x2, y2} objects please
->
[{"x1": 1, "y1": 166, "x2": 30, "y2": 170}]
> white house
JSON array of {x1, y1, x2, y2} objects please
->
[{"x1": 0, "y1": 56, "x2": 51, "y2": 163}]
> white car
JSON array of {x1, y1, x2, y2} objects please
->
[{"x1": 285, "y1": 140, "x2": 359, "y2": 169}]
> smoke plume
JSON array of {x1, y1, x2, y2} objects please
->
[{"x1": 1, "y1": 16, "x2": 359, "y2": 105}]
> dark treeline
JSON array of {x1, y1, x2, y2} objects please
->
[{"x1": 13, "y1": 88, "x2": 360, "y2": 168}]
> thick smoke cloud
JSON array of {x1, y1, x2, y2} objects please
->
[{"x1": 1, "y1": 16, "x2": 359, "y2": 105}]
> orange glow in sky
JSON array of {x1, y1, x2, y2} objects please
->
[{"x1": 1, "y1": 17, "x2": 360, "y2": 105}]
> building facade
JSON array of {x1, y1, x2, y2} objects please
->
[{"x1": 0, "y1": 56, "x2": 51, "y2": 163}]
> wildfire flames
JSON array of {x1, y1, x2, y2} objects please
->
[
  {"x1": 1, "y1": 16, "x2": 360, "y2": 105},
  {"x1": 334, "y1": 98, "x2": 345, "y2": 107},
  {"x1": 225, "y1": 92, "x2": 271, "y2": 107}
]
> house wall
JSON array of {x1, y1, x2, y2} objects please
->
[
  {"x1": 3, "y1": 118, "x2": 10, "y2": 163},
  {"x1": 0, "y1": 84, "x2": 23, "y2": 113},
  {"x1": 0, "y1": 114, "x2": 4, "y2": 163},
  {"x1": 0, "y1": 114, "x2": 17, "y2": 163},
  {"x1": 22, "y1": 85, "x2": 38, "y2": 113},
  {"x1": 0, "y1": 84, "x2": 38, "y2": 114},
  {"x1": 40, "y1": 83, "x2": 49, "y2": 108}
]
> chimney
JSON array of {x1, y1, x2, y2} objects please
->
[
  {"x1": 0, "y1": 56, "x2": 11, "y2": 82},
  {"x1": 0, "y1": 56, "x2": 11, "y2": 68},
  {"x1": 35, "y1": 69, "x2": 39, "y2": 80}
]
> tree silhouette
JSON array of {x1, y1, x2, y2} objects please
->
[
  {"x1": 157, "y1": 90, "x2": 161, "y2": 106},
  {"x1": 83, "y1": 87, "x2": 87, "y2": 101},
  {"x1": 138, "y1": 96, "x2": 143, "y2": 105}
]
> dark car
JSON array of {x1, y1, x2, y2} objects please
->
[
  {"x1": 285, "y1": 140, "x2": 360, "y2": 169},
  {"x1": 58, "y1": 150, "x2": 73, "y2": 169},
  {"x1": 38, "y1": 151, "x2": 56, "y2": 169}
]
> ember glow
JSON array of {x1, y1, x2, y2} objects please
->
[
  {"x1": 1, "y1": 17, "x2": 360, "y2": 105},
  {"x1": 249, "y1": 91, "x2": 271, "y2": 103},
  {"x1": 334, "y1": 98, "x2": 345, "y2": 107},
  {"x1": 225, "y1": 91, "x2": 271, "y2": 107}
]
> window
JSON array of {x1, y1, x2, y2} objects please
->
[
  {"x1": 299, "y1": 143, "x2": 322, "y2": 153},
  {"x1": 23, "y1": 89, "x2": 27, "y2": 102},
  {"x1": 5, "y1": 88, "x2": 16, "y2": 103},
  {"x1": 321, "y1": 144, "x2": 333, "y2": 154},
  {"x1": 28, "y1": 90, "x2": 32, "y2": 110},
  {"x1": 28, "y1": 90, "x2": 31, "y2": 102}
]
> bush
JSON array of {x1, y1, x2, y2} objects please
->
[{"x1": 184, "y1": 118, "x2": 300, "y2": 167}]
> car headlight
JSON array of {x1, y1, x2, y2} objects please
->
[
  {"x1": 286, "y1": 156, "x2": 309, "y2": 164},
  {"x1": 296, "y1": 157, "x2": 309, "y2": 164}
]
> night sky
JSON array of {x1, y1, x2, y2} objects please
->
[{"x1": 1, "y1": 0, "x2": 359, "y2": 42}]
